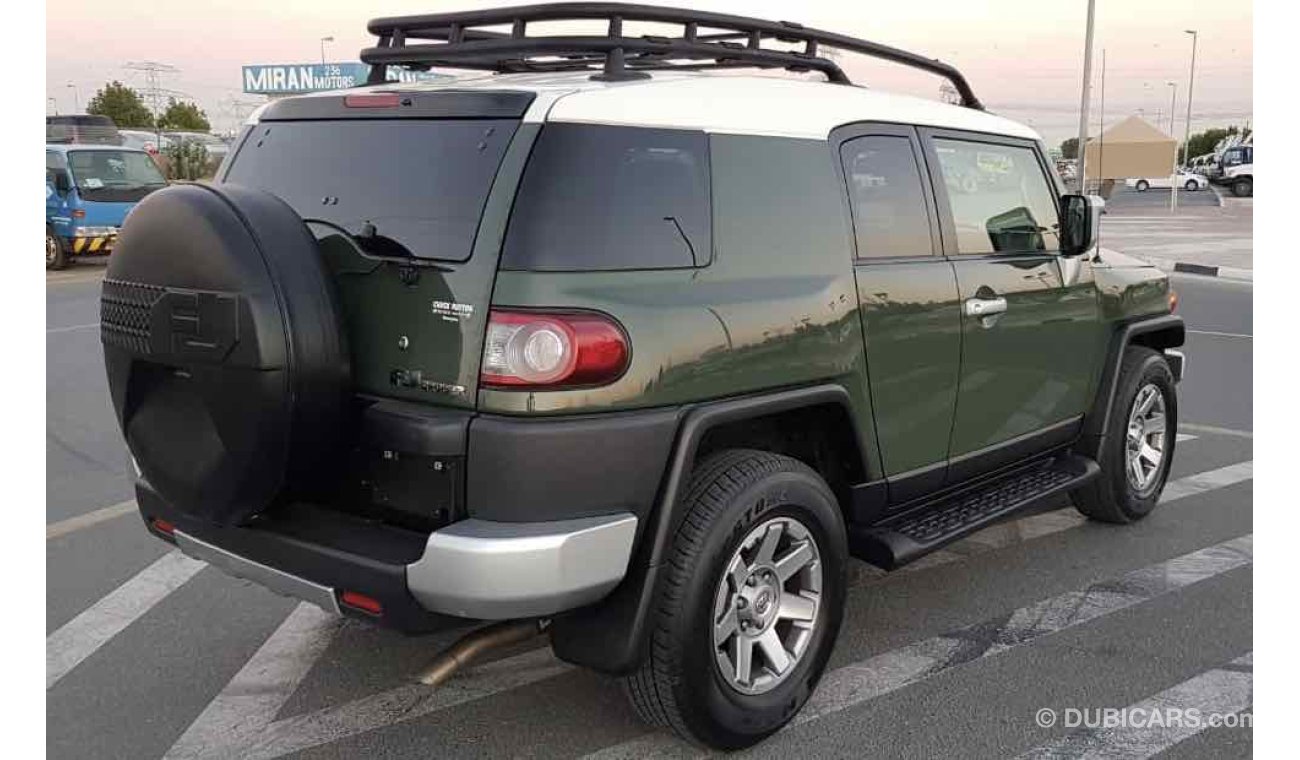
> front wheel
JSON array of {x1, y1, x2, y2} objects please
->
[
  {"x1": 1185, "y1": 179, "x2": 1199, "y2": 191},
  {"x1": 1135, "y1": 180, "x2": 1150, "y2": 192},
  {"x1": 1232, "y1": 177, "x2": 1253, "y2": 197},
  {"x1": 623, "y1": 449, "x2": 847, "y2": 750},
  {"x1": 1072, "y1": 346, "x2": 1177, "y2": 523},
  {"x1": 46, "y1": 227, "x2": 67, "y2": 270}
]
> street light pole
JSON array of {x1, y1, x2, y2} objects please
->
[
  {"x1": 1182, "y1": 30, "x2": 1198, "y2": 167},
  {"x1": 320, "y1": 36, "x2": 334, "y2": 65},
  {"x1": 1169, "y1": 80, "x2": 1179, "y2": 211},
  {"x1": 1166, "y1": 82, "x2": 1177, "y2": 136},
  {"x1": 1074, "y1": 0, "x2": 1097, "y2": 193}
]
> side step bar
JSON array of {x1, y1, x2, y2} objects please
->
[{"x1": 848, "y1": 453, "x2": 1100, "y2": 570}]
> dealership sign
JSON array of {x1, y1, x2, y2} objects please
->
[{"x1": 242, "y1": 63, "x2": 446, "y2": 94}]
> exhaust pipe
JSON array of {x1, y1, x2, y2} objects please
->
[{"x1": 416, "y1": 618, "x2": 548, "y2": 688}]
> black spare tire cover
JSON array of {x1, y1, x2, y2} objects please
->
[{"x1": 101, "y1": 183, "x2": 349, "y2": 525}]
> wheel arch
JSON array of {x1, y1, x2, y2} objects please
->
[
  {"x1": 1076, "y1": 314, "x2": 1184, "y2": 459},
  {"x1": 549, "y1": 383, "x2": 869, "y2": 674}
]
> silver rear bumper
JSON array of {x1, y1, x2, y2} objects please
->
[{"x1": 405, "y1": 512, "x2": 638, "y2": 619}]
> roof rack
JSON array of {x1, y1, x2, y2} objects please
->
[{"x1": 362, "y1": 2, "x2": 984, "y2": 110}]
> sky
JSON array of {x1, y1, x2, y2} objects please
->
[{"x1": 45, "y1": 0, "x2": 1252, "y2": 147}]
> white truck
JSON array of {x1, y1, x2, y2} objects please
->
[{"x1": 1209, "y1": 134, "x2": 1253, "y2": 197}]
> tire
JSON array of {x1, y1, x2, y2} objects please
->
[
  {"x1": 1185, "y1": 179, "x2": 1199, "y2": 191},
  {"x1": 46, "y1": 227, "x2": 67, "y2": 270},
  {"x1": 623, "y1": 449, "x2": 848, "y2": 750},
  {"x1": 1072, "y1": 346, "x2": 1178, "y2": 523},
  {"x1": 1232, "y1": 177, "x2": 1252, "y2": 197},
  {"x1": 1135, "y1": 180, "x2": 1150, "y2": 192}
]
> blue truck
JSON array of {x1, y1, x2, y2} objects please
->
[{"x1": 46, "y1": 143, "x2": 168, "y2": 270}]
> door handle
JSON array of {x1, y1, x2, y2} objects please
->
[{"x1": 964, "y1": 296, "x2": 1008, "y2": 318}]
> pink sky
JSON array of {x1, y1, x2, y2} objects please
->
[{"x1": 45, "y1": 0, "x2": 1252, "y2": 146}]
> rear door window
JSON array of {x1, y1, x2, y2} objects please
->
[
  {"x1": 224, "y1": 119, "x2": 517, "y2": 262},
  {"x1": 840, "y1": 135, "x2": 934, "y2": 258},
  {"x1": 501, "y1": 124, "x2": 710, "y2": 271}
]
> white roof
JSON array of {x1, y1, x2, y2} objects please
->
[{"x1": 267, "y1": 70, "x2": 1040, "y2": 142}]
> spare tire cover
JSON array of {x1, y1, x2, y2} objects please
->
[{"x1": 101, "y1": 183, "x2": 349, "y2": 525}]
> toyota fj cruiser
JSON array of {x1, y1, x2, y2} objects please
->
[{"x1": 101, "y1": 3, "x2": 1185, "y2": 750}]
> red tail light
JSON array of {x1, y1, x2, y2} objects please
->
[
  {"x1": 72, "y1": 209, "x2": 85, "y2": 218},
  {"x1": 344, "y1": 93, "x2": 402, "y2": 108},
  {"x1": 150, "y1": 517, "x2": 175, "y2": 537},
  {"x1": 340, "y1": 591, "x2": 383, "y2": 615},
  {"x1": 1168, "y1": 289, "x2": 1179, "y2": 312},
  {"x1": 480, "y1": 310, "x2": 629, "y2": 388}
]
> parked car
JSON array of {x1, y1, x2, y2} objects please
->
[
  {"x1": 119, "y1": 129, "x2": 161, "y2": 155},
  {"x1": 46, "y1": 143, "x2": 168, "y2": 269},
  {"x1": 46, "y1": 114, "x2": 122, "y2": 145},
  {"x1": 101, "y1": 4, "x2": 1185, "y2": 751},
  {"x1": 1126, "y1": 170, "x2": 1209, "y2": 192}
]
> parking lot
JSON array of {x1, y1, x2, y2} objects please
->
[{"x1": 45, "y1": 201, "x2": 1253, "y2": 758}]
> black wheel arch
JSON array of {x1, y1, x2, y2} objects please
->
[
  {"x1": 1075, "y1": 314, "x2": 1184, "y2": 460},
  {"x1": 549, "y1": 383, "x2": 869, "y2": 675}
]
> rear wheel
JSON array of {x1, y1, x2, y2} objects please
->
[
  {"x1": 1232, "y1": 177, "x2": 1253, "y2": 197},
  {"x1": 623, "y1": 449, "x2": 847, "y2": 750},
  {"x1": 46, "y1": 227, "x2": 67, "y2": 270},
  {"x1": 1185, "y1": 179, "x2": 1199, "y2": 191},
  {"x1": 1072, "y1": 346, "x2": 1177, "y2": 523},
  {"x1": 1135, "y1": 180, "x2": 1150, "y2": 192}
]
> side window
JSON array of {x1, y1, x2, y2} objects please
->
[
  {"x1": 46, "y1": 151, "x2": 66, "y2": 170},
  {"x1": 932, "y1": 139, "x2": 1061, "y2": 255},
  {"x1": 502, "y1": 124, "x2": 710, "y2": 271},
  {"x1": 839, "y1": 135, "x2": 933, "y2": 258}
]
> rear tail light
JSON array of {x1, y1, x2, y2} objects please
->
[
  {"x1": 1168, "y1": 289, "x2": 1179, "y2": 312},
  {"x1": 344, "y1": 93, "x2": 402, "y2": 108},
  {"x1": 340, "y1": 591, "x2": 383, "y2": 615},
  {"x1": 150, "y1": 517, "x2": 175, "y2": 537},
  {"x1": 481, "y1": 310, "x2": 629, "y2": 388}
]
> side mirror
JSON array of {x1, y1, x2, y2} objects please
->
[
  {"x1": 1060, "y1": 194, "x2": 1103, "y2": 256},
  {"x1": 51, "y1": 170, "x2": 73, "y2": 195}
]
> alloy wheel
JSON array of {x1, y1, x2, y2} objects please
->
[
  {"x1": 1125, "y1": 383, "x2": 1167, "y2": 493},
  {"x1": 712, "y1": 515, "x2": 822, "y2": 695}
]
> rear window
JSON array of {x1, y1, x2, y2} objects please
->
[
  {"x1": 502, "y1": 124, "x2": 710, "y2": 271},
  {"x1": 223, "y1": 119, "x2": 517, "y2": 262}
]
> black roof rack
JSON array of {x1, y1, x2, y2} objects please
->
[{"x1": 362, "y1": 2, "x2": 983, "y2": 110}]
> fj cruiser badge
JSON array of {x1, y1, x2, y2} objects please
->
[
  {"x1": 432, "y1": 300, "x2": 474, "y2": 323},
  {"x1": 390, "y1": 368, "x2": 467, "y2": 397}
]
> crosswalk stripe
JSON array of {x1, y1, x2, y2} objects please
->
[
  {"x1": 1015, "y1": 653, "x2": 1252, "y2": 759},
  {"x1": 585, "y1": 535, "x2": 1253, "y2": 759},
  {"x1": 47, "y1": 550, "x2": 206, "y2": 689}
]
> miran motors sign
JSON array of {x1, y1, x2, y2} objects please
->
[{"x1": 242, "y1": 63, "x2": 445, "y2": 94}]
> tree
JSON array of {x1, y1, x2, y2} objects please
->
[
  {"x1": 157, "y1": 98, "x2": 211, "y2": 132},
  {"x1": 85, "y1": 81, "x2": 153, "y2": 128},
  {"x1": 1181, "y1": 125, "x2": 1250, "y2": 162},
  {"x1": 1059, "y1": 137, "x2": 1079, "y2": 160}
]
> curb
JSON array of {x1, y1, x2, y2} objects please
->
[{"x1": 1141, "y1": 255, "x2": 1253, "y2": 282}]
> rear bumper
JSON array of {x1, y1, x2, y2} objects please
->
[
  {"x1": 69, "y1": 234, "x2": 116, "y2": 255},
  {"x1": 139, "y1": 480, "x2": 638, "y2": 628}
]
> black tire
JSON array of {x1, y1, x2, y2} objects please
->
[
  {"x1": 623, "y1": 449, "x2": 847, "y2": 750},
  {"x1": 1135, "y1": 180, "x2": 1150, "y2": 192},
  {"x1": 1232, "y1": 177, "x2": 1252, "y2": 197},
  {"x1": 46, "y1": 227, "x2": 67, "y2": 270},
  {"x1": 1072, "y1": 346, "x2": 1178, "y2": 523},
  {"x1": 1185, "y1": 179, "x2": 1199, "y2": 191}
]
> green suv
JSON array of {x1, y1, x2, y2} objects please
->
[{"x1": 100, "y1": 4, "x2": 1185, "y2": 750}]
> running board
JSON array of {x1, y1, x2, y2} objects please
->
[{"x1": 848, "y1": 453, "x2": 1100, "y2": 570}]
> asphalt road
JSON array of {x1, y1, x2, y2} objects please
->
[{"x1": 47, "y1": 253, "x2": 1253, "y2": 758}]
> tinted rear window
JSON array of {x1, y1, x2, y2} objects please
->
[
  {"x1": 224, "y1": 119, "x2": 517, "y2": 261},
  {"x1": 501, "y1": 124, "x2": 710, "y2": 271}
]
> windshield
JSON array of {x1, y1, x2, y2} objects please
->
[
  {"x1": 67, "y1": 150, "x2": 166, "y2": 190},
  {"x1": 224, "y1": 119, "x2": 516, "y2": 261}
]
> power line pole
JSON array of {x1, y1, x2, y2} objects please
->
[
  {"x1": 124, "y1": 60, "x2": 181, "y2": 134},
  {"x1": 1182, "y1": 29, "x2": 1198, "y2": 167},
  {"x1": 1097, "y1": 48, "x2": 1106, "y2": 193},
  {"x1": 1074, "y1": 0, "x2": 1097, "y2": 193}
]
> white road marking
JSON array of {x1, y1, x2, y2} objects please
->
[
  {"x1": 586, "y1": 536, "x2": 1253, "y2": 759},
  {"x1": 1180, "y1": 423, "x2": 1252, "y2": 439},
  {"x1": 47, "y1": 499, "x2": 137, "y2": 540},
  {"x1": 1159, "y1": 461, "x2": 1253, "y2": 503},
  {"x1": 47, "y1": 550, "x2": 206, "y2": 689},
  {"x1": 1016, "y1": 653, "x2": 1252, "y2": 759},
  {"x1": 46, "y1": 321, "x2": 101, "y2": 334},
  {"x1": 1187, "y1": 329, "x2": 1252, "y2": 339}
]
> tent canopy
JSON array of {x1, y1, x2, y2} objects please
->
[{"x1": 1082, "y1": 115, "x2": 1177, "y2": 180}]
